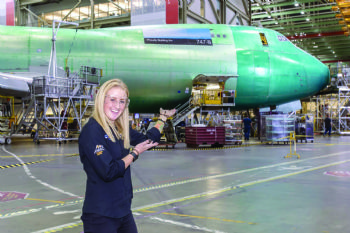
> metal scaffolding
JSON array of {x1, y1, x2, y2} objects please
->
[
  {"x1": 15, "y1": 67, "x2": 101, "y2": 144},
  {"x1": 338, "y1": 86, "x2": 350, "y2": 134},
  {"x1": 13, "y1": 20, "x2": 103, "y2": 143},
  {"x1": 309, "y1": 94, "x2": 338, "y2": 134},
  {"x1": 309, "y1": 65, "x2": 350, "y2": 134}
]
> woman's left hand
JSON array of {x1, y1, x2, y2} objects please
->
[
  {"x1": 134, "y1": 139, "x2": 158, "y2": 155},
  {"x1": 160, "y1": 108, "x2": 176, "y2": 119}
]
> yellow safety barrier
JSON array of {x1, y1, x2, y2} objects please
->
[{"x1": 284, "y1": 132, "x2": 301, "y2": 159}]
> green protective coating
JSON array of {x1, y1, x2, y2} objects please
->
[
  {"x1": 227, "y1": 26, "x2": 329, "y2": 109},
  {"x1": 0, "y1": 24, "x2": 329, "y2": 113}
]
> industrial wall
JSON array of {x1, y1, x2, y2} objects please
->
[
  {"x1": 17, "y1": 0, "x2": 250, "y2": 27},
  {"x1": 0, "y1": 0, "x2": 14, "y2": 25},
  {"x1": 0, "y1": 0, "x2": 5, "y2": 25},
  {"x1": 186, "y1": 0, "x2": 249, "y2": 25}
]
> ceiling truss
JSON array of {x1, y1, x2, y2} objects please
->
[{"x1": 251, "y1": 0, "x2": 350, "y2": 64}]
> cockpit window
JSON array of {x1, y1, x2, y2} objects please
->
[
  {"x1": 277, "y1": 35, "x2": 288, "y2": 42},
  {"x1": 259, "y1": 33, "x2": 268, "y2": 46}
]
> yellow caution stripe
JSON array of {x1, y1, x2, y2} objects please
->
[
  {"x1": 0, "y1": 153, "x2": 78, "y2": 158},
  {"x1": 0, "y1": 159, "x2": 56, "y2": 170}
]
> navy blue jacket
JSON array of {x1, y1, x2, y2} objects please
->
[{"x1": 79, "y1": 117, "x2": 161, "y2": 218}]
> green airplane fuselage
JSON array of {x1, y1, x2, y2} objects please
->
[{"x1": 0, "y1": 24, "x2": 329, "y2": 113}]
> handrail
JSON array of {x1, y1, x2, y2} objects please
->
[
  {"x1": 171, "y1": 97, "x2": 202, "y2": 126},
  {"x1": 172, "y1": 98, "x2": 192, "y2": 121}
]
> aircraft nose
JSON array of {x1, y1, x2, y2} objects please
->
[
  {"x1": 306, "y1": 55, "x2": 330, "y2": 94},
  {"x1": 319, "y1": 63, "x2": 330, "y2": 88}
]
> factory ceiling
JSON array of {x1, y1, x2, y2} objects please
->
[{"x1": 251, "y1": 0, "x2": 350, "y2": 64}]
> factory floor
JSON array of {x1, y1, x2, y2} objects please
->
[{"x1": 1, "y1": 135, "x2": 350, "y2": 233}]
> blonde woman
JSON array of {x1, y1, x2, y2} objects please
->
[{"x1": 79, "y1": 79, "x2": 175, "y2": 233}]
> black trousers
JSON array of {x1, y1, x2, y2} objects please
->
[{"x1": 81, "y1": 212, "x2": 138, "y2": 233}]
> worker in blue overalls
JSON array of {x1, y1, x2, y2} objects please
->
[
  {"x1": 243, "y1": 114, "x2": 252, "y2": 141},
  {"x1": 79, "y1": 79, "x2": 175, "y2": 233}
]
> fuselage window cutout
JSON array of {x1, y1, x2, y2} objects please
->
[{"x1": 259, "y1": 33, "x2": 269, "y2": 46}]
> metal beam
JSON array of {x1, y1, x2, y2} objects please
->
[
  {"x1": 252, "y1": 5, "x2": 333, "y2": 19},
  {"x1": 287, "y1": 31, "x2": 346, "y2": 39},
  {"x1": 208, "y1": 0, "x2": 221, "y2": 23},
  {"x1": 251, "y1": 0, "x2": 335, "y2": 11},
  {"x1": 323, "y1": 59, "x2": 350, "y2": 63},
  {"x1": 226, "y1": 1, "x2": 250, "y2": 22},
  {"x1": 61, "y1": 14, "x2": 130, "y2": 29},
  {"x1": 22, "y1": 6, "x2": 49, "y2": 26},
  {"x1": 266, "y1": 19, "x2": 340, "y2": 30},
  {"x1": 107, "y1": 0, "x2": 126, "y2": 14},
  {"x1": 90, "y1": 0, "x2": 94, "y2": 29},
  {"x1": 182, "y1": 0, "x2": 187, "y2": 24},
  {"x1": 187, "y1": 10, "x2": 213, "y2": 24},
  {"x1": 221, "y1": 0, "x2": 226, "y2": 24},
  {"x1": 228, "y1": 13, "x2": 238, "y2": 25},
  {"x1": 62, "y1": 0, "x2": 82, "y2": 21},
  {"x1": 258, "y1": 13, "x2": 337, "y2": 26},
  {"x1": 20, "y1": 0, "x2": 46, "y2": 6}
]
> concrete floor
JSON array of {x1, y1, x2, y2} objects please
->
[{"x1": 1, "y1": 135, "x2": 350, "y2": 233}]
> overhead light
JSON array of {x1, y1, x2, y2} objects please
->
[
  {"x1": 313, "y1": 46, "x2": 318, "y2": 48},
  {"x1": 306, "y1": 18, "x2": 310, "y2": 21},
  {"x1": 268, "y1": 15, "x2": 271, "y2": 18},
  {"x1": 301, "y1": 11, "x2": 305, "y2": 14},
  {"x1": 294, "y1": 2, "x2": 299, "y2": 7}
]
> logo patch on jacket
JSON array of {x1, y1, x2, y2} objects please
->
[{"x1": 94, "y1": 145, "x2": 105, "y2": 156}]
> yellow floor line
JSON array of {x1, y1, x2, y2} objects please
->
[
  {"x1": 0, "y1": 153, "x2": 78, "y2": 158},
  {"x1": 26, "y1": 198, "x2": 65, "y2": 204},
  {"x1": 140, "y1": 210, "x2": 257, "y2": 225}
]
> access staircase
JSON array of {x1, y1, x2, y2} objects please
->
[
  {"x1": 171, "y1": 98, "x2": 199, "y2": 126},
  {"x1": 14, "y1": 98, "x2": 41, "y2": 135}
]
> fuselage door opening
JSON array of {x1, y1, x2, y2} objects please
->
[{"x1": 192, "y1": 75, "x2": 237, "y2": 106}]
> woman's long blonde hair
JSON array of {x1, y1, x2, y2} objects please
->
[{"x1": 92, "y1": 79, "x2": 130, "y2": 149}]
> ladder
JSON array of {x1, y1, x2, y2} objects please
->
[
  {"x1": 14, "y1": 98, "x2": 42, "y2": 135},
  {"x1": 171, "y1": 98, "x2": 199, "y2": 126}
]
